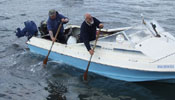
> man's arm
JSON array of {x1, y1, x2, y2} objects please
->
[
  {"x1": 48, "y1": 30, "x2": 56, "y2": 42},
  {"x1": 81, "y1": 25, "x2": 95, "y2": 55},
  {"x1": 47, "y1": 20, "x2": 56, "y2": 42},
  {"x1": 82, "y1": 32, "x2": 91, "y2": 51},
  {"x1": 81, "y1": 25, "x2": 91, "y2": 51},
  {"x1": 59, "y1": 14, "x2": 69, "y2": 23},
  {"x1": 94, "y1": 17, "x2": 104, "y2": 28}
]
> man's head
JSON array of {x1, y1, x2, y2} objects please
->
[
  {"x1": 84, "y1": 13, "x2": 94, "y2": 25},
  {"x1": 49, "y1": 9, "x2": 57, "y2": 19}
]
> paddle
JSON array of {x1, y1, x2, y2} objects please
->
[
  {"x1": 43, "y1": 22, "x2": 63, "y2": 66},
  {"x1": 83, "y1": 28, "x2": 101, "y2": 81}
]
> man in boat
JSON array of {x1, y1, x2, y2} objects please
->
[
  {"x1": 47, "y1": 9, "x2": 69, "y2": 43},
  {"x1": 80, "y1": 13, "x2": 104, "y2": 55}
]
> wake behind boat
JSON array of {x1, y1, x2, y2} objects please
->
[{"x1": 26, "y1": 19, "x2": 175, "y2": 82}]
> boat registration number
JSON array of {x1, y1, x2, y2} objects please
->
[{"x1": 157, "y1": 65, "x2": 175, "y2": 68}]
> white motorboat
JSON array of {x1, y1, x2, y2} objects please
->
[{"x1": 27, "y1": 20, "x2": 175, "y2": 82}]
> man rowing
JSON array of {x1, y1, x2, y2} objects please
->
[
  {"x1": 47, "y1": 9, "x2": 69, "y2": 43},
  {"x1": 80, "y1": 13, "x2": 104, "y2": 55}
]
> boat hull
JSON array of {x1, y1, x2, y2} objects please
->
[{"x1": 28, "y1": 44, "x2": 175, "y2": 82}]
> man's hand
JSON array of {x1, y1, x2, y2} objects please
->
[
  {"x1": 51, "y1": 37, "x2": 56, "y2": 42},
  {"x1": 96, "y1": 30, "x2": 101, "y2": 35},
  {"x1": 61, "y1": 18, "x2": 69, "y2": 23},
  {"x1": 99, "y1": 23, "x2": 104, "y2": 29},
  {"x1": 89, "y1": 49, "x2": 94, "y2": 55}
]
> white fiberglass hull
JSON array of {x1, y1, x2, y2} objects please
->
[{"x1": 27, "y1": 37, "x2": 175, "y2": 82}]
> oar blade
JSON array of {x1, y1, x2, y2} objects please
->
[
  {"x1": 43, "y1": 56, "x2": 48, "y2": 66},
  {"x1": 83, "y1": 71, "x2": 88, "y2": 81},
  {"x1": 83, "y1": 61, "x2": 91, "y2": 81}
]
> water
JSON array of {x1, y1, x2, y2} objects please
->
[{"x1": 0, "y1": 0, "x2": 175, "y2": 100}]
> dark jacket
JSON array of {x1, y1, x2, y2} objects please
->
[
  {"x1": 47, "y1": 12, "x2": 68, "y2": 36},
  {"x1": 16, "y1": 21, "x2": 38, "y2": 40},
  {"x1": 80, "y1": 17, "x2": 101, "y2": 51}
]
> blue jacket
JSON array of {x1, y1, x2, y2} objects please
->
[
  {"x1": 80, "y1": 17, "x2": 101, "y2": 51},
  {"x1": 16, "y1": 21, "x2": 38, "y2": 40},
  {"x1": 47, "y1": 12, "x2": 68, "y2": 36}
]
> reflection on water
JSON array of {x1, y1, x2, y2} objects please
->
[{"x1": 61, "y1": 0, "x2": 84, "y2": 7}]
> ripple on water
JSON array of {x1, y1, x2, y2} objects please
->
[
  {"x1": 20, "y1": 14, "x2": 27, "y2": 16},
  {"x1": 0, "y1": 16, "x2": 10, "y2": 20},
  {"x1": 0, "y1": 0, "x2": 6, "y2": 4},
  {"x1": 0, "y1": 94, "x2": 12, "y2": 100},
  {"x1": 0, "y1": 93, "x2": 6, "y2": 97},
  {"x1": 2, "y1": 43, "x2": 25, "y2": 56},
  {"x1": 0, "y1": 27, "x2": 13, "y2": 32}
]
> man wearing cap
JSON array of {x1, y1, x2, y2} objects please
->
[
  {"x1": 47, "y1": 9, "x2": 69, "y2": 43},
  {"x1": 80, "y1": 13, "x2": 104, "y2": 55}
]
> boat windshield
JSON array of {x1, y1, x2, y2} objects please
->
[
  {"x1": 99, "y1": 24, "x2": 153, "y2": 45},
  {"x1": 124, "y1": 24, "x2": 153, "y2": 44}
]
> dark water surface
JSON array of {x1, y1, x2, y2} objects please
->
[{"x1": 0, "y1": 0, "x2": 175, "y2": 100}]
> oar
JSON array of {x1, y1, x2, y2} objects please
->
[
  {"x1": 83, "y1": 28, "x2": 101, "y2": 81},
  {"x1": 43, "y1": 22, "x2": 63, "y2": 66}
]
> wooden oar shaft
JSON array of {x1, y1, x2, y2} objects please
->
[
  {"x1": 43, "y1": 22, "x2": 63, "y2": 66},
  {"x1": 55, "y1": 23, "x2": 63, "y2": 41},
  {"x1": 47, "y1": 23, "x2": 62, "y2": 55},
  {"x1": 84, "y1": 29, "x2": 101, "y2": 81},
  {"x1": 85, "y1": 55, "x2": 93, "y2": 70}
]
